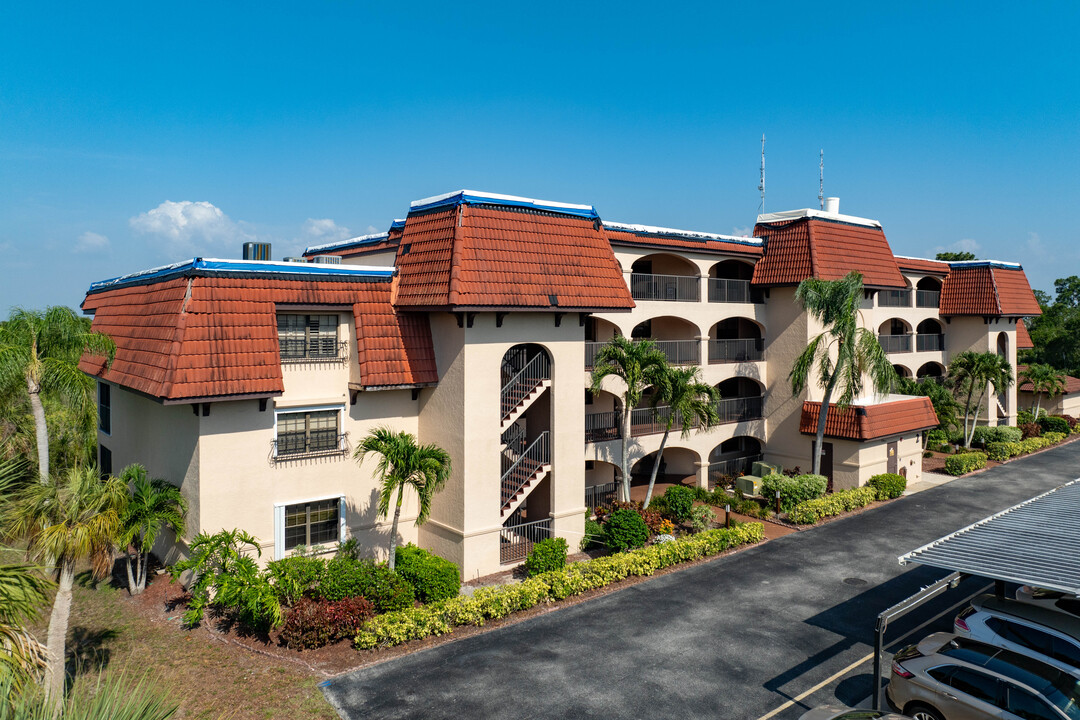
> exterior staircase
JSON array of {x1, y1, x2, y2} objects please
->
[
  {"x1": 500, "y1": 353, "x2": 551, "y2": 430},
  {"x1": 500, "y1": 431, "x2": 550, "y2": 517}
]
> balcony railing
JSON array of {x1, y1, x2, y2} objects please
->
[
  {"x1": 716, "y1": 396, "x2": 764, "y2": 424},
  {"x1": 708, "y1": 278, "x2": 756, "y2": 304},
  {"x1": 500, "y1": 517, "x2": 552, "y2": 564},
  {"x1": 707, "y1": 454, "x2": 763, "y2": 490},
  {"x1": 280, "y1": 339, "x2": 350, "y2": 363},
  {"x1": 916, "y1": 290, "x2": 941, "y2": 308},
  {"x1": 585, "y1": 481, "x2": 619, "y2": 509},
  {"x1": 878, "y1": 290, "x2": 912, "y2": 308},
  {"x1": 629, "y1": 273, "x2": 700, "y2": 302},
  {"x1": 501, "y1": 353, "x2": 551, "y2": 419},
  {"x1": 709, "y1": 338, "x2": 764, "y2": 364},
  {"x1": 916, "y1": 334, "x2": 945, "y2": 352},
  {"x1": 878, "y1": 334, "x2": 912, "y2": 353},
  {"x1": 500, "y1": 431, "x2": 549, "y2": 507},
  {"x1": 630, "y1": 405, "x2": 674, "y2": 436},
  {"x1": 585, "y1": 411, "x2": 620, "y2": 443},
  {"x1": 270, "y1": 432, "x2": 349, "y2": 461},
  {"x1": 652, "y1": 340, "x2": 700, "y2": 365}
]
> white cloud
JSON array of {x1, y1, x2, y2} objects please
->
[
  {"x1": 75, "y1": 231, "x2": 110, "y2": 253},
  {"x1": 302, "y1": 218, "x2": 351, "y2": 242},
  {"x1": 130, "y1": 200, "x2": 254, "y2": 257},
  {"x1": 730, "y1": 226, "x2": 753, "y2": 238},
  {"x1": 366, "y1": 225, "x2": 379, "y2": 234},
  {"x1": 934, "y1": 238, "x2": 981, "y2": 256}
]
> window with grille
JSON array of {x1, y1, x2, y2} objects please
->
[
  {"x1": 284, "y1": 499, "x2": 340, "y2": 550},
  {"x1": 277, "y1": 314, "x2": 339, "y2": 359},
  {"x1": 99, "y1": 445, "x2": 112, "y2": 476},
  {"x1": 276, "y1": 409, "x2": 339, "y2": 456},
  {"x1": 98, "y1": 382, "x2": 111, "y2": 433}
]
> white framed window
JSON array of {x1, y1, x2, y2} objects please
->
[
  {"x1": 273, "y1": 406, "x2": 344, "y2": 458},
  {"x1": 274, "y1": 496, "x2": 346, "y2": 558},
  {"x1": 277, "y1": 314, "x2": 341, "y2": 361},
  {"x1": 98, "y1": 382, "x2": 111, "y2": 434}
]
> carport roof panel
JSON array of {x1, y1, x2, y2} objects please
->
[{"x1": 899, "y1": 480, "x2": 1080, "y2": 595}]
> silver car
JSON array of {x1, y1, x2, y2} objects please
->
[
  {"x1": 1015, "y1": 587, "x2": 1080, "y2": 620},
  {"x1": 886, "y1": 632, "x2": 1080, "y2": 720},
  {"x1": 799, "y1": 707, "x2": 911, "y2": 719},
  {"x1": 955, "y1": 594, "x2": 1080, "y2": 675}
]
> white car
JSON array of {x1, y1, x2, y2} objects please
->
[
  {"x1": 1016, "y1": 587, "x2": 1080, "y2": 619},
  {"x1": 955, "y1": 594, "x2": 1080, "y2": 676}
]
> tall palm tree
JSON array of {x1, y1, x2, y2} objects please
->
[
  {"x1": 118, "y1": 465, "x2": 187, "y2": 596},
  {"x1": 642, "y1": 366, "x2": 720, "y2": 509},
  {"x1": 790, "y1": 272, "x2": 895, "y2": 476},
  {"x1": 0, "y1": 307, "x2": 115, "y2": 483},
  {"x1": 354, "y1": 428, "x2": 451, "y2": 571},
  {"x1": 950, "y1": 351, "x2": 1014, "y2": 447},
  {"x1": 590, "y1": 336, "x2": 670, "y2": 502},
  {"x1": 1019, "y1": 363, "x2": 1066, "y2": 416},
  {"x1": 1, "y1": 465, "x2": 126, "y2": 711}
]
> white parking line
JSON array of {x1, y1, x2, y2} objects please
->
[{"x1": 753, "y1": 584, "x2": 992, "y2": 720}]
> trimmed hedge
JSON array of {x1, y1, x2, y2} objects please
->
[
  {"x1": 986, "y1": 432, "x2": 1068, "y2": 461},
  {"x1": 790, "y1": 486, "x2": 877, "y2": 524},
  {"x1": 868, "y1": 473, "x2": 907, "y2": 500},
  {"x1": 944, "y1": 452, "x2": 987, "y2": 476},
  {"x1": 1039, "y1": 416, "x2": 1070, "y2": 435},
  {"x1": 524, "y1": 537, "x2": 568, "y2": 577},
  {"x1": 394, "y1": 544, "x2": 461, "y2": 603},
  {"x1": 354, "y1": 523, "x2": 765, "y2": 649},
  {"x1": 316, "y1": 558, "x2": 415, "y2": 612},
  {"x1": 760, "y1": 473, "x2": 827, "y2": 513},
  {"x1": 971, "y1": 426, "x2": 1022, "y2": 446}
]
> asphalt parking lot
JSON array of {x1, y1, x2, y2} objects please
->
[{"x1": 323, "y1": 441, "x2": 1080, "y2": 719}]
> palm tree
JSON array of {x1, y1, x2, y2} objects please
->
[
  {"x1": 642, "y1": 366, "x2": 720, "y2": 509},
  {"x1": 0, "y1": 307, "x2": 115, "y2": 483},
  {"x1": 1, "y1": 465, "x2": 126, "y2": 711},
  {"x1": 590, "y1": 336, "x2": 670, "y2": 502},
  {"x1": 354, "y1": 428, "x2": 451, "y2": 571},
  {"x1": 118, "y1": 465, "x2": 187, "y2": 596},
  {"x1": 790, "y1": 272, "x2": 895, "y2": 476},
  {"x1": 1019, "y1": 363, "x2": 1066, "y2": 416},
  {"x1": 950, "y1": 351, "x2": 1014, "y2": 447}
]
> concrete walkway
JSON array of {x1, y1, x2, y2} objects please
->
[{"x1": 323, "y1": 442, "x2": 1080, "y2": 719}]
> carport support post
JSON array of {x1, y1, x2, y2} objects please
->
[
  {"x1": 995, "y1": 579, "x2": 1006, "y2": 600},
  {"x1": 873, "y1": 614, "x2": 885, "y2": 711}
]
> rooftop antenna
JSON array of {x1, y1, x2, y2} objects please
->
[
  {"x1": 818, "y1": 149, "x2": 824, "y2": 210},
  {"x1": 758, "y1": 134, "x2": 766, "y2": 214}
]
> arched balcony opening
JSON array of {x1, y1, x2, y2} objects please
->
[
  {"x1": 916, "y1": 361, "x2": 946, "y2": 381},
  {"x1": 631, "y1": 316, "x2": 701, "y2": 365},
  {"x1": 709, "y1": 318, "x2": 764, "y2": 364},
  {"x1": 893, "y1": 364, "x2": 912, "y2": 379},
  {"x1": 916, "y1": 277, "x2": 942, "y2": 308},
  {"x1": 997, "y1": 332, "x2": 1010, "y2": 420},
  {"x1": 584, "y1": 317, "x2": 622, "y2": 369},
  {"x1": 707, "y1": 437, "x2": 763, "y2": 489},
  {"x1": 715, "y1": 377, "x2": 764, "y2": 423},
  {"x1": 916, "y1": 318, "x2": 945, "y2": 352},
  {"x1": 708, "y1": 259, "x2": 759, "y2": 303},
  {"x1": 630, "y1": 447, "x2": 701, "y2": 497},
  {"x1": 584, "y1": 390, "x2": 622, "y2": 444},
  {"x1": 629, "y1": 253, "x2": 700, "y2": 302},
  {"x1": 878, "y1": 318, "x2": 913, "y2": 354}
]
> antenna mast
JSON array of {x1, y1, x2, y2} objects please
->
[
  {"x1": 758, "y1": 134, "x2": 766, "y2": 214},
  {"x1": 818, "y1": 149, "x2": 824, "y2": 210}
]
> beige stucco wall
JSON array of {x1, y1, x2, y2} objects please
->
[
  {"x1": 1018, "y1": 391, "x2": 1080, "y2": 417},
  {"x1": 342, "y1": 250, "x2": 398, "y2": 267}
]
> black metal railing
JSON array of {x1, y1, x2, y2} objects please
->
[
  {"x1": 707, "y1": 454, "x2": 763, "y2": 490},
  {"x1": 629, "y1": 273, "x2": 700, "y2": 302},
  {"x1": 500, "y1": 518, "x2": 552, "y2": 564},
  {"x1": 500, "y1": 431, "x2": 550, "y2": 508},
  {"x1": 916, "y1": 334, "x2": 945, "y2": 352},
  {"x1": 878, "y1": 334, "x2": 912, "y2": 353},
  {"x1": 916, "y1": 290, "x2": 940, "y2": 308},
  {"x1": 585, "y1": 482, "x2": 618, "y2": 509},
  {"x1": 501, "y1": 353, "x2": 551, "y2": 419},
  {"x1": 708, "y1": 338, "x2": 764, "y2": 363},
  {"x1": 716, "y1": 396, "x2": 764, "y2": 424},
  {"x1": 878, "y1": 290, "x2": 912, "y2": 308},
  {"x1": 708, "y1": 278, "x2": 755, "y2": 303},
  {"x1": 271, "y1": 432, "x2": 349, "y2": 461},
  {"x1": 585, "y1": 411, "x2": 620, "y2": 443},
  {"x1": 280, "y1": 339, "x2": 350, "y2": 363},
  {"x1": 652, "y1": 340, "x2": 701, "y2": 366}
]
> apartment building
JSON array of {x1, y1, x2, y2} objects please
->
[{"x1": 81, "y1": 191, "x2": 1040, "y2": 579}]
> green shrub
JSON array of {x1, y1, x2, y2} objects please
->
[
  {"x1": 1020, "y1": 422, "x2": 1041, "y2": 439},
  {"x1": 947, "y1": 428, "x2": 965, "y2": 445},
  {"x1": 581, "y1": 518, "x2": 604, "y2": 551},
  {"x1": 688, "y1": 504, "x2": 715, "y2": 533},
  {"x1": 661, "y1": 485, "x2": 695, "y2": 521},
  {"x1": 1039, "y1": 416, "x2": 1070, "y2": 435},
  {"x1": 1017, "y1": 409, "x2": 1036, "y2": 425},
  {"x1": 266, "y1": 556, "x2": 327, "y2": 606},
  {"x1": 986, "y1": 441, "x2": 1020, "y2": 461},
  {"x1": 944, "y1": 452, "x2": 987, "y2": 476},
  {"x1": 761, "y1": 473, "x2": 827, "y2": 513},
  {"x1": 603, "y1": 508, "x2": 649, "y2": 552},
  {"x1": 523, "y1": 537, "x2": 569, "y2": 577},
  {"x1": 971, "y1": 426, "x2": 1023, "y2": 446},
  {"x1": 280, "y1": 596, "x2": 375, "y2": 649},
  {"x1": 867, "y1": 473, "x2": 906, "y2": 500},
  {"x1": 923, "y1": 450, "x2": 933, "y2": 458},
  {"x1": 393, "y1": 544, "x2": 461, "y2": 603},
  {"x1": 790, "y1": 486, "x2": 877, "y2": 524},
  {"x1": 316, "y1": 557, "x2": 415, "y2": 612},
  {"x1": 354, "y1": 523, "x2": 765, "y2": 649},
  {"x1": 926, "y1": 429, "x2": 948, "y2": 447},
  {"x1": 1043, "y1": 431, "x2": 1067, "y2": 445}
]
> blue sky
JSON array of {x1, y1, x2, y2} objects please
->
[{"x1": 2, "y1": 1, "x2": 1078, "y2": 312}]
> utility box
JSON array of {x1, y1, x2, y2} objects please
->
[
  {"x1": 736, "y1": 475, "x2": 762, "y2": 497},
  {"x1": 753, "y1": 461, "x2": 779, "y2": 478}
]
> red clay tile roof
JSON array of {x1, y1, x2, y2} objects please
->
[
  {"x1": 603, "y1": 225, "x2": 763, "y2": 257},
  {"x1": 393, "y1": 204, "x2": 635, "y2": 311},
  {"x1": 81, "y1": 274, "x2": 437, "y2": 401},
  {"x1": 895, "y1": 256, "x2": 951, "y2": 275},
  {"x1": 939, "y1": 263, "x2": 1042, "y2": 316},
  {"x1": 800, "y1": 397, "x2": 939, "y2": 441},
  {"x1": 752, "y1": 217, "x2": 906, "y2": 288},
  {"x1": 1017, "y1": 366, "x2": 1080, "y2": 396},
  {"x1": 1016, "y1": 320, "x2": 1034, "y2": 349},
  {"x1": 310, "y1": 238, "x2": 401, "y2": 259}
]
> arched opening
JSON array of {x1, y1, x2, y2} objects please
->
[
  {"x1": 916, "y1": 361, "x2": 946, "y2": 380},
  {"x1": 878, "y1": 318, "x2": 913, "y2": 353},
  {"x1": 630, "y1": 447, "x2": 701, "y2": 497},
  {"x1": 707, "y1": 437, "x2": 763, "y2": 489},
  {"x1": 879, "y1": 280, "x2": 913, "y2": 308},
  {"x1": 997, "y1": 332, "x2": 1010, "y2": 419},
  {"x1": 500, "y1": 343, "x2": 553, "y2": 526},
  {"x1": 584, "y1": 389, "x2": 622, "y2": 443},
  {"x1": 997, "y1": 331, "x2": 1009, "y2": 359},
  {"x1": 708, "y1": 259, "x2": 757, "y2": 303},
  {"x1": 584, "y1": 317, "x2": 621, "y2": 369},
  {"x1": 715, "y1": 377, "x2": 764, "y2": 423},
  {"x1": 893, "y1": 364, "x2": 912, "y2": 379},
  {"x1": 631, "y1": 316, "x2": 701, "y2": 365},
  {"x1": 709, "y1": 318, "x2": 764, "y2": 363},
  {"x1": 916, "y1": 277, "x2": 943, "y2": 308},
  {"x1": 916, "y1": 319, "x2": 944, "y2": 352},
  {"x1": 629, "y1": 253, "x2": 700, "y2": 302}
]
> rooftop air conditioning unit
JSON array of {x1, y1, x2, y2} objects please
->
[
  {"x1": 282, "y1": 257, "x2": 307, "y2": 263},
  {"x1": 243, "y1": 242, "x2": 272, "y2": 261},
  {"x1": 311, "y1": 255, "x2": 342, "y2": 265}
]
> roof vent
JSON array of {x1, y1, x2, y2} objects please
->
[
  {"x1": 243, "y1": 242, "x2": 272, "y2": 261},
  {"x1": 311, "y1": 255, "x2": 342, "y2": 265},
  {"x1": 824, "y1": 197, "x2": 840, "y2": 214}
]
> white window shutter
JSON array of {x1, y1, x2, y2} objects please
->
[
  {"x1": 274, "y1": 504, "x2": 285, "y2": 560},
  {"x1": 339, "y1": 496, "x2": 347, "y2": 543}
]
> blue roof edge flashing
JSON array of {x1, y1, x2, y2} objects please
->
[
  {"x1": 604, "y1": 221, "x2": 763, "y2": 248},
  {"x1": 303, "y1": 231, "x2": 393, "y2": 256},
  {"x1": 87, "y1": 258, "x2": 394, "y2": 294},
  {"x1": 948, "y1": 259, "x2": 1024, "y2": 271},
  {"x1": 408, "y1": 190, "x2": 600, "y2": 220}
]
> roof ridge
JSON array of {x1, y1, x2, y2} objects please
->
[
  {"x1": 806, "y1": 216, "x2": 820, "y2": 279},
  {"x1": 447, "y1": 204, "x2": 466, "y2": 306},
  {"x1": 989, "y1": 267, "x2": 1003, "y2": 316},
  {"x1": 161, "y1": 277, "x2": 194, "y2": 400}
]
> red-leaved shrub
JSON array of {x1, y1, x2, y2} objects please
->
[
  {"x1": 280, "y1": 596, "x2": 375, "y2": 650},
  {"x1": 1020, "y1": 422, "x2": 1041, "y2": 440},
  {"x1": 594, "y1": 501, "x2": 667, "y2": 535}
]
